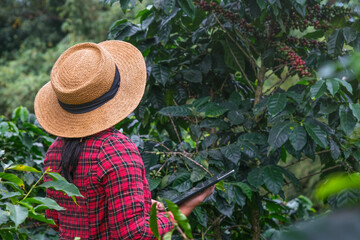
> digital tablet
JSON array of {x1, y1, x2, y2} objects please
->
[{"x1": 172, "y1": 169, "x2": 235, "y2": 206}]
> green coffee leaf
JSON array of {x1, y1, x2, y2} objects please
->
[
  {"x1": 177, "y1": 0, "x2": 195, "y2": 19},
  {"x1": 339, "y1": 105, "x2": 356, "y2": 135},
  {"x1": 227, "y1": 110, "x2": 245, "y2": 125},
  {"x1": 165, "y1": 199, "x2": 193, "y2": 239},
  {"x1": 234, "y1": 182, "x2": 252, "y2": 200},
  {"x1": 350, "y1": 103, "x2": 360, "y2": 121},
  {"x1": 263, "y1": 165, "x2": 283, "y2": 194},
  {"x1": 6, "y1": 203, "x2": 28, "y2": 228},
  {"x1": 204, "y1": 102, "x2": 228, "y2": 118},
  {"x1": 325, "y1": 78, "x2": 340, "y2": 96},
  {"x1": 0, "y1": 173, "x2": 25, "y2": 189},
  {"x1": 330, "y1": 140, "x2": 341, "y2": 160},
  {"x1": 192, "y1": 207, "x2": 208, "y2": 227},
  {"x1": 327, "y1": 29, "x2": 344, "y2": 56},
  {"x1": 343, "y1": 27, "x2": 357, "y2": 44},
  {"x1": 39, "y1": 180, "x2": 83, "y2": 198},
  {"x1": 233, "y1": 186, "x2": 246, "y2": 207},
  {"x1": 190, "y1": 168, "x2": 206, "y2": 182},
  {"x1": 304, "y1": 121, "x2": 328, "y2": 148},
  {"x1": 310, "y1": 80, "x2": 326, "y2": 99},
  {"x1": 333, "y1": 78, "x2": 353, "y2": 94},
  {"x1": 0, "y1": 209, "x2": 10, "y2": 225},
  {"x1": 6, "y1": 164, "x2": 40, "y2": 173},
  {"x1": 149, "y1": 203, "x2": 161, "y2": 240},
  {"x1": 316, "y1": 173, "x2": 360, "y2": 201},
  {"x1": 45, "y1": 172, "x2": 67, "y2": 181},
  {"x1": 221, "y1": 144, "x2": 241, "y2": 165},
  {"x1": 238, "y1": 141, "x2": 258, "y2": 158},
  {"x1": 147, "y1": 178, "x2": 161, "y2": 191},
  {"x1": 182, "y1": 69, "x2": 202, "y2": 83},
  {"x1": 27, "y1": 197, "x2": 65, "y2": 211},
  {"x1": 247, "y1": 168, "x2": 264, "y2": 188},
  {"x1": 29, "y1": 212, "x2": 56, "y2": 225},
  {"x1": 158, "y1": 106, "x2": 191, "y2": 117},
  {"x1": 152, "y1": 65, "x2": 170, "y2": 86},
  {"x1": 268, "y1": 122, "x2": 294, "y2": 149},
  {"x1": 12, "y1": 106, "x2": 28, "y2": 122},
  {"x1": 0, "y1": 192, "x2": 21, "y2": 200},
  {"x1": 267, "y1": 93, "x2": 287, "y2": 116},
  {"x1": 277, "y1": 166, "x2": 301, "y2": 188},
  {"x1": 163, "y1": 229, "x2": 175, "y2": 240},
  {"x1": 172, "y1": 173, "x2": 191, "y2": 192},
  {"x1": 289, "y1": 124, "x2": 307, "y2": 151}
]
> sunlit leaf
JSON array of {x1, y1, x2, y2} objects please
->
[
  {"x1": 6, "y1": 164, "x2": 40, "y2": 173},
  {"x1": 6, "y1": 203, "x2": 28, "y2": 228},
  {"x1": 263, "y1": 165, "x2": 283, "y2": 194},
  {"x1": 165, "y1": 199, "x2": 193, "y2": 238},
  {"x1": 149, "y1": 203, "x2": 161, "y2": 240}
]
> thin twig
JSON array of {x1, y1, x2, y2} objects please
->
[
  {"x1": 143, "y1": 138, "x2": 172, "y2": 152},
  {"x1": 180, "y1": 153, "x2": 213, "y2": 176},
  {"x1": 226, "y1": 224, "x2": 251, "y2": 230},
  {"x1": 284, "y1": 150, "x2": 331, "y2": 169},
  {"x1": 204, "y1": 215, "x2": 226, "y2": 236},
  {"x1": 212, "y1": 13, "x2": 258, "y2": 75},
  {"x1": 143, "y1": 150, "x2": 212, "y2": 176},
  {"x1": 233, "y1": 26, "x2": 260, "y2": 74},
  {"x1": 22, "y1": 169, "x2": 47, "y2": 201},
  {"x1": 176, "y1": 225, "x2": 189, "y2": 240},
  {"x1": 284, "y1": 165, "x2": 342, "y2": 186},
  {"x1": 168, "y1": 114, "x2": 186, "y2": 152},
  {"x1": 263, "y1": 64, "x2": 289, "y2": 81},
  {"x1": 155, "y1": 158, "x2": 168, "y2": 176},
  {"x1": 265, "y1": 69, "x2": 295, "y2": 95},
  {"x1": 297, "y1": 165, "x2": 341, "y2": 181},
  {"x1": 226, "y1": 39, "x2": 255, "y2": 92}
]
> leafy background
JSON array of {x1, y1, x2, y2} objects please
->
[{"x1": 1, "y1": 0, "x2": 360, "y2": 239}]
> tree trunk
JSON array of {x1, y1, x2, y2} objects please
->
[
  {"x1": 250, "y1": 194, "x2": 261, "y2": 240},
  {"x1": 254, "y1": 60, "x2": 266, "y2": 106}
]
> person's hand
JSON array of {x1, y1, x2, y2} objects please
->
[
  {"x1": 151, "y1": 199, "x2": 165, "y2": 212},
  {"x1": 178, "y1": 185, "x2": 215, "y2": 216}
]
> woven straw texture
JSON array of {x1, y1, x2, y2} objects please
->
[{"x1": 34, "y1": 40, "x2": 146, "y2": 138}]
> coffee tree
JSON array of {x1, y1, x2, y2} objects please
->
[
  {"x1": 108, "y1": 0, "x2": 360, "y2": 239},
  {"x1": 0, "y1": 107, "x2": 82, "y2": 239}
]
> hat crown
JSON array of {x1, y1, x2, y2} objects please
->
[{"x1": 51, "y1": 43, "x2": 115, "y2": 105}]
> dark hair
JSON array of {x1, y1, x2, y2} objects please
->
[{"x1": 59, "y1": 138, "x2": 84, "y2": 182}]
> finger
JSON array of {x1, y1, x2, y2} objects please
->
[{"x1": 156, "y1": 202, "x2": 165, "y2": 211}]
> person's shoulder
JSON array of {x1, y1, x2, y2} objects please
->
[
  {"x1": 96, "y1": 128, "x2": 143, "y2": 170},
  {"x1": 46, "y1": 137, "x2": 63, "y2": 153},
  {"x1": 96, "y1": 127, "x2": 140, "y2": 155}
]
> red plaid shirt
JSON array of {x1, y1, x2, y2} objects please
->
[{"x1": 44, "y1": 127, "x2": 173, "y2": 239}]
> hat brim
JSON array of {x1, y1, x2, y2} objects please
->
[{"x1": 34, "y1": 40, "x2": 146, "y2": 138}]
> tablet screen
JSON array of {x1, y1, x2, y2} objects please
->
[{"x1": 171, "y1": 169, "x2": 235, "y2": 206}]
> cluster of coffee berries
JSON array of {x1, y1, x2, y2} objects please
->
[
  {"x1": 279, "y1": 45, "x2": 311, "y2": 77},
  {"x1": 308, "y1": 4, "x2": 351, "y2": 23},
  {"x1": 284, "y1": 3, "x2": 352, "y2": 32},
  {"x1": 285, "y1": 9, "x2": 329, "y2": 32},
  {"x1": 287, "y1": 36, "x2": 327, "y2": 51},
  {"x1": 194, "y1": 0, "x2": 237, "y2": 22},
  {"x1": 239, "y1": 18, "x2": 254, "y2": 33},
  {"x1": 149, "y1": 169, "x2": 162, "y2": 178}
]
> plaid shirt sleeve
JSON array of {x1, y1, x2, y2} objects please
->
[
  {"x1": 45, "y1": 209, "x2": 59, "y2": 231},
  {"x1": 97, "y1": 137, "x2": 173, "y2": 239}
]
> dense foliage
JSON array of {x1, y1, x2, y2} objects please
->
[
  {"x1": 108, "y1": 0, "x2": 360, "y2": 239},
  {"x1": 0, "y1": 107, "x2": 83, "y2": 239},
  {"x1": 0, "y1": 0, "x2": 144, "y2": 115},
  {"x1": 1, "y1": 0, "x2": 360, "y2": 239}
]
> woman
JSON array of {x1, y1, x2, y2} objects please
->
[{"x1": 34, "y1": 40, "x2": 214, "y2": 239}]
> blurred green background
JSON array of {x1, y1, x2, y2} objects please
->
[{"x1": 0, "y1": 0, "x2": 150, "y2": 116}]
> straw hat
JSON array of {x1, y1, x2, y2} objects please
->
[{"x1": 34, "y1": 40, "x2": 146, "y2": 138}]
